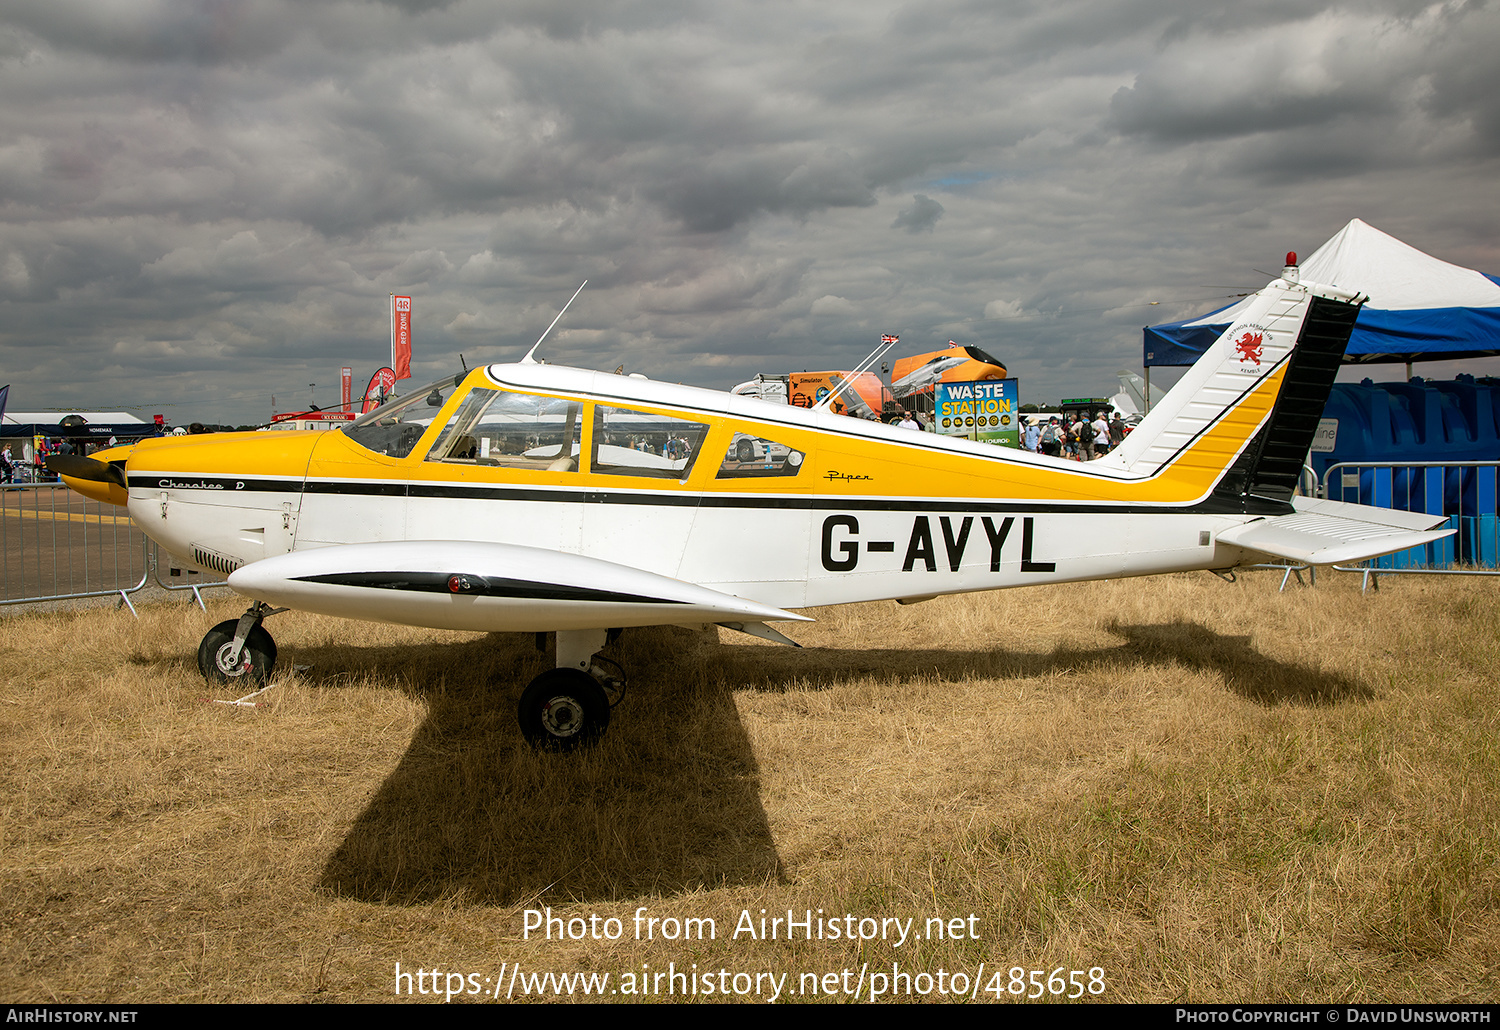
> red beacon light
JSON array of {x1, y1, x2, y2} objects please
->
[
  {"x1": 1281, "y1": 251, "x2": 1299, "y2": 282},
  {"x1": 1286, "y1": 252, "x2": 1297, "y2": 266}
]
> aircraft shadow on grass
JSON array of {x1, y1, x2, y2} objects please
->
[
  {"x1": 299, "y1": 620, "x2": 1371, "y2": 905},
  {"x1": 1104, "y1": 621, "x2": 1375, "y2": 706},
  {"x1": 312, "y1": 626, "x2": 781, "y2": 906}
]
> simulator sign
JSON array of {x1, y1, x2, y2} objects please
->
[
  {"x1": 935, "y1": 379, "x2": 1019, "y2": 447},
  {"x1": 788, "y1": 371, "x2": 886, "y2": 419}
]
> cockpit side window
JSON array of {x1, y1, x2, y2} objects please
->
[
  {"x1": 426, "y1": 388, "x2": 583, "y2": 472},
  {"x1": 591, "y1": 406, "x2": 709, "y2": 480},
  {"x1": 716, "y1": 432, "x2": 805, "y2": 479},
  {"x1": 342, "y1": 373, "x2": 461, "y2": 458}
]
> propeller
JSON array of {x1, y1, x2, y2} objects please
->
[{"x1": 45, "y1": 454, "x2": 127, "y2": 489}]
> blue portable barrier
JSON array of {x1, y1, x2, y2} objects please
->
[
  {"x1": 1312, "y1": 376, "x2": 1500, "y2": 486},
  {"x1": 1316, "y1": 376, "x2": 1500, "y2": 570}
]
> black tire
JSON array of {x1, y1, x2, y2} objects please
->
[
  {"x1": 735, "y1": 438, "x2": 755, "y2": 463},
  {"x1": 517, "y1": 669, "x2": 610, "y2": 751},
  {"x1": 197, "y1": 619, "x2": 277, "y2": 686}
]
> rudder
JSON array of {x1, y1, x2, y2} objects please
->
[{"x1": 1103, "y1": 272, "x2": 1365, "y2": 510}]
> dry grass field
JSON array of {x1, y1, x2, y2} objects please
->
[{"x1": 1, "y1": 571, "x2": 1496, "y2": 1004}]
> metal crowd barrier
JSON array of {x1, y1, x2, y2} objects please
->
[
  {"x1": 1, "y1": 484, "x2": 228, "y2": 614},
  {"x1": 1321, "y1": 460, "x2": 1500, "y2": 587},
  {"x1": 1, "y1": 483, "x2": 149, "y2": 609}
]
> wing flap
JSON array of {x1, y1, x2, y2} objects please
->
[{"x1": 1217, "y1": 498, "x2": 1454, "y2": 565}]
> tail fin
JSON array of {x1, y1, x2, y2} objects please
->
[
  {"x1": 1103, "y1": 273, "x2": 1364, "y2": 511},
  {"x1": 1109, "y1": 370, "x2": 1164, "y2": 418}
]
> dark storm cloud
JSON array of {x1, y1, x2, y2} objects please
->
[
  {"x1": 644, "y1": 150, "x2": 877, "y2": 232},
  {"x1": 1421, "y1": 2, "x2": 1500, "y2": 153},
  {"x1": 891, "y1": 194, "x2": 944, "y2": 233},
  {"x1": 5, "y1": 0, "x2": 296, "y2": 65},
  {"x1": 1109, "y1": 1, "x2": 1494, "y2": 153}
]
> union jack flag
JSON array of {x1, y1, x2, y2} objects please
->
[{"x1": 881, "y1": 334, "x2": 899, "y2": 344}]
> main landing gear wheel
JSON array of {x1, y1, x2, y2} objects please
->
[
  {"x1": 517, "y1": 669, "x2": 610, "y2": 752},
  {"x1": 197, "y1": 619, "x2": 278, "y2": 685}
]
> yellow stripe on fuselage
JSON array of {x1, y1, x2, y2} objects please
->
[
  {"x1": 797, "y1": 365, "x2": 1285, "y2": 505},
  {"x1": 128, "y1": 430, "x2": 324, "y2": 479},
  {"x1": 124, "y1": 363, "x2": 1285, "y2": 509}
]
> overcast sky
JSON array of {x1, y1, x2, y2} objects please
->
[{"x1": 2, "y1": 0, "x2": 1497, "y2": 425}]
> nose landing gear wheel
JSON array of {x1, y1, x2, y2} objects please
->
[
  {"x1": 518, "y1": 669, "x2": 610, "y2": 751},
  {"x1": 197, "y1": 619, "x2": 278, "y2": 685}
]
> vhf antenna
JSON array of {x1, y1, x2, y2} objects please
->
[{"x1": 521, "y1": 281, "x2": 588, "y2": 364}]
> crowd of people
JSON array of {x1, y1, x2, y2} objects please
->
[
  {"x1": 1027, "y1": 412, "x2": 1128, "y2": 460},
  {"x1": 888, "y1": 407, "x2": 1129, "y2": 460},
  {"x1": 1, "y1": 435, "x2": 124, "y2": 484}
]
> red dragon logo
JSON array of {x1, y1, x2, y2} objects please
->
[{"x1": 1234, "y1": 330, "x2": 1263, "y2": 365}]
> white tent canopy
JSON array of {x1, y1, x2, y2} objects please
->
[{"x1": 1144, "y1": 219, "x2": 1500, "y2": 366}]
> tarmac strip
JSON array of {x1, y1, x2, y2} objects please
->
[{"x1": 2, "y1": 509, "x2": 133, "y2": 526}]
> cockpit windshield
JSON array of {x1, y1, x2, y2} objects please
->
[{"x1": 343, "y1": 372, "x2": 464, "y2": 458}]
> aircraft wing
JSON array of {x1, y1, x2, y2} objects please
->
[
  {"x1": 1216, "y1": 497, "x2": 1455, "y2": 566},
  {"x1": 227, "y1": 540, "x2": 813, "y2": 634}
]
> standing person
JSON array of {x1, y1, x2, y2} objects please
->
[
  {"x1": 1092, "y1": 411, "x2": 1110, "y2": 457},
  {"x1": 1023, "y1": 418, "x2": 1040, "y2": 453},
  {"x1": 1109, "y1": 414, "x2": 1125, "y2": 451},
  {"x1": 1076, "y1": 415, "x2": 1096, "y2": 461},
  {"x1": 1040, "y1": 417, "x2": 1062, "y2": 457},
  {"x1": 898, "y1": 410, "x2": 919, "y2": 431},
  {"x1": 0, "y1": 444, "x2": 11, "y2": 484}
]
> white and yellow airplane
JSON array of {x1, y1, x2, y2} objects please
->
[{"x1": 50, "y1": 267, "x2": 1451, "y2": 750}]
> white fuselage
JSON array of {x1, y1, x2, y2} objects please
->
[{"x1": 128, "y1": 374, "x2": 1251, "y2": 627}]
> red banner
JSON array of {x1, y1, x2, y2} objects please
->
[
  {"x1": 392, "y1": 295, "x2": 412, "y2": 380},
  {"x1": 362, "y1": 367, "x2": 397, "y2": 413},
  {"x1": 340, "y1": 367, "x2": 352, "y2": 410}
]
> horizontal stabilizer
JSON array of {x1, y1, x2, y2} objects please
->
[{"x1": 1216, "y1": 497, "x2": 1454, "y2": 566}]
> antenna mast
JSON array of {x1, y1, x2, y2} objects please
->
[{"x1": 521, "y1": 281, "x2": 588, "y2": 364}]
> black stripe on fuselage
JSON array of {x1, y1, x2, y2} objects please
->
[
  {"x1": 130, "y1": 474, "x2": 1290, "y2": 516},
  {"x1": 130, "y1": 475, "x2": 307, "y2": 493},
  {"x1": 291, "y1": 571, "x2": 685, "y2": 605}
]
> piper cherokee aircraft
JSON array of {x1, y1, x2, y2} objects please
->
[{"x1": 50, "y1": 265, "x2": 1452, "y2": 751}]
